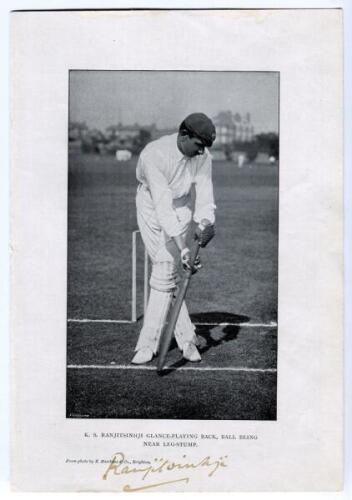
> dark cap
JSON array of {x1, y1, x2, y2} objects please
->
[{"x1": 181, "y1": 113, "x2": 216, "y2": 147}]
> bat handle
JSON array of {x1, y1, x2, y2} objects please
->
[{"x1": 186, "y1": 241, "x2": 200, "y2": 275}]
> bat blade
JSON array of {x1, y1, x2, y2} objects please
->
[{"x1": 157, "y1": 242, "x2": 200, "y2": 372}]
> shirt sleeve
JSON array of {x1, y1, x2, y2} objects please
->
[
  {"x1": 142, "y1": 152, "x2": 184, "y2": 237},
  {"x1": 193, "y1": 153, "x2": 216, "y2": 224}
]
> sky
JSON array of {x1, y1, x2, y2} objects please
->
[{"x1": 69, "y1": 71, "x2": 279, "y2": 134}]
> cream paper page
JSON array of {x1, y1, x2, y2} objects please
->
[{"x1": 11, "y1": 9, "x2": 343, "y2": 491}]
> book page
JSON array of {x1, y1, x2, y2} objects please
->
[{"x1": 10, "y1": 9, "x2": 343, "y2": 492}]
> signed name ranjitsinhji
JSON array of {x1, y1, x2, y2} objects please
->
[{"x1": 102, "y1": 451, "x2": 228, "y2": 492}]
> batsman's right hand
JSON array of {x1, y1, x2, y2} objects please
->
[
  {"x1": 181, "y1": 247, "x2": 192, "y2": 271},
  {"x1": 181, "y1": 248, "x2": 200, "y2": 274}
]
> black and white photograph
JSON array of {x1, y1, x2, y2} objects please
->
[{"x1": 66, "y1": 70, "x2": 279, "y2": 420}]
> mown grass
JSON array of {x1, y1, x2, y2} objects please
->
[
  {"x1": 67, "y1": 153, "x2": 278, "y2": 419},
  {"x1": 67, "y1": 154, "x2": 278, "y2": 322}
]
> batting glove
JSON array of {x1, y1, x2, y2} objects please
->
[
  {"x1": 181, "y1": 247, "x2": 192, "y2": 271},
  {"x1": 195, "y1": 219, "x2": 215, "y2": 247},
  {"x1": 181, "y1": 248, "x2": 201, "y2": 274}
]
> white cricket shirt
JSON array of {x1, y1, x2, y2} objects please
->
[{"x1": 136, "y1": 133, "x2": 216, "y2": 237}]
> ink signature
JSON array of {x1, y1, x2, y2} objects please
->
[{"x1": 102, "y1": 451, "x2": 228, "y2": 491}]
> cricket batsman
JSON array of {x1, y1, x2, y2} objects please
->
[{"x1": 131, "y1": 113, "x2": 216, "y2": 365}]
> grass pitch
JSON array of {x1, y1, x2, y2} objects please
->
[{"x1": 67, "y1": 153, "x2": 278, "y2": 420}]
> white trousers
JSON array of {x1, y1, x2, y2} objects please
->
[{"x1": 134, "y1": 185, "x2": 197, "y2": 353}]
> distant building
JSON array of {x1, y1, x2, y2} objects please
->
[
  {"x1": 105, "y1": 123, "x2": 157, "y2": 147},
  {"x1": 212, "y1": 111, "x2": 255, "y2": 145},
  {"x1": 99, "y1": 123, "x2": 155, "y2": 153},
  {"x1": 69, "y1": 116, "x2": 256, "y2": 158}
]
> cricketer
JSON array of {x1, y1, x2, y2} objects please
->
[{"x1": 132, "y1": 113, "x2": 216, "y2": 365}]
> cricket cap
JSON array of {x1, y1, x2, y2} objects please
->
[{"x1": 181, "y1": 113, "x2": 216, "y2": 147}]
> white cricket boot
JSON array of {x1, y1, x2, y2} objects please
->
[
  {"x1": 131, "y1": 348, "x2": 154, "y2": 365},
  {"x1": 182, "y1": 342, "x2": 201, "y2": 362}
]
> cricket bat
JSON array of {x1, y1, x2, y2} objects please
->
[{"x1": 157, "y1": 240, "x2": 201, "y2": 372}]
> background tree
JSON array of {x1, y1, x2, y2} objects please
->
[{"x1": 132, "y1": 129, "x2": 152, "y2": 155}]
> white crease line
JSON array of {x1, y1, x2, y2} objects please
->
[
  {"x1": 68, "y1": 318, "x2": 133, "y2": 324},
  {"x1": 67, "y1": 318, "x2": 277, "y2": 328},
  {"x1": 67, "y1": 364, "x2": 276, "y2": 373},
  {"x1": 195, "y1": 322, "x2": 277, "y2": 328}
]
